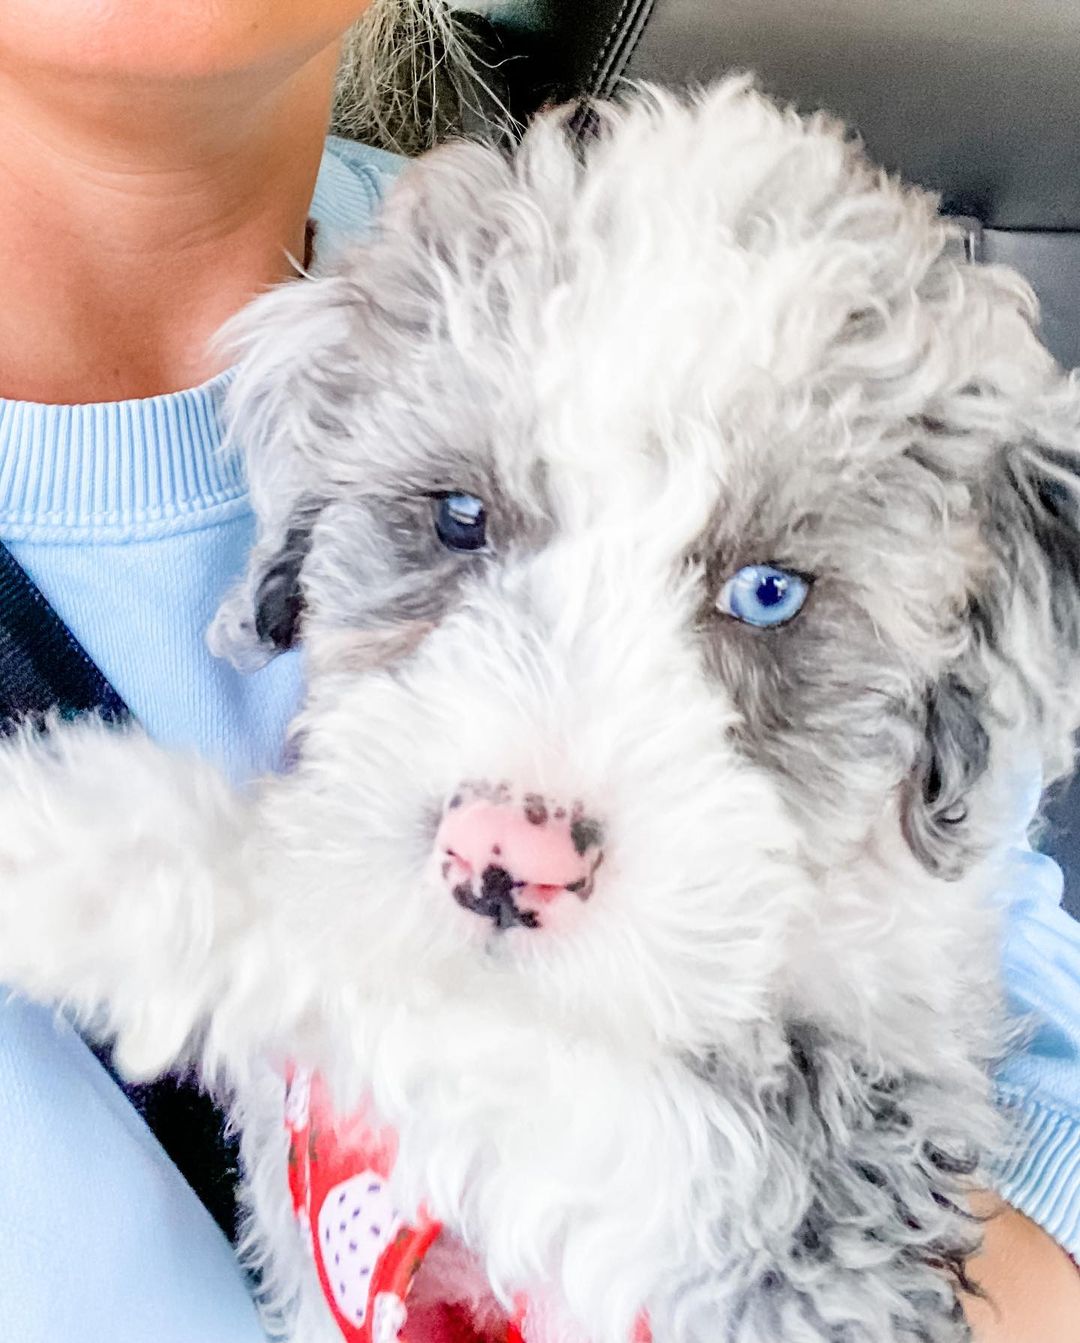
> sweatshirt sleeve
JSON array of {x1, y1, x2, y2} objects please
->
[{"x1": 993, "y1": 822, "x2": 1080, "y2": 1260}]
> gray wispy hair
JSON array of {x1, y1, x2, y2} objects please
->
[{"x1": 333, "y1": 0, "x2": 499, "y2": 154}]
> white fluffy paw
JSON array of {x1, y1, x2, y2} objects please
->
[{"x1": 0, "y1": 716, "x2": 249, "y2": 1077}]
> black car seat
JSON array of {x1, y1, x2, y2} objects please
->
[{"x1": 467, "y1": 0, "x2": 1080, "y2": 917}]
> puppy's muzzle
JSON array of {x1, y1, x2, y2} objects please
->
[{"x1": 434, "y1": 784, "x2": 604, "y2": 931}]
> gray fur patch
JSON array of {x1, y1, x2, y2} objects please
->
[{"x1": 676, "y1": 1024, "x2": 987, "y2": 1343}]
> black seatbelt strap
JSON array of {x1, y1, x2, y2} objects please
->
[
  {"x1": 0, "y1": 539, "x2": 240, "y2": 1239},
  {"x1": 0, "y1": 544, "x2": 128, "y2": 727}
]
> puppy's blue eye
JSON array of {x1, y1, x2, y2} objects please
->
[
  {"x1": 433, "y1": 493, "x2": 487, "y2": 552},
  {"x1": 718, "y1": 565, "x2": 809, "y2": 628}
]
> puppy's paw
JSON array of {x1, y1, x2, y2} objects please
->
[
  {"x1": 0, "y1": 716, "x2": 248, "y2": 1075},
  {"x1": 0, "y1": 718, "x2": 124, "y2": 977}
]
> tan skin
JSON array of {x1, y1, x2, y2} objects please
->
[
  {"x1": 0, "y1": 0, "x2": 366, "y2": 401},
  {"x1": 0, "y1": 4, "x2": 1074, "y2": 1337},
  {"x1": 965, "y1": 1195, "x2": 1079, "y2": 1340}
]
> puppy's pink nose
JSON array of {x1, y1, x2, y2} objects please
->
[{"x1": 434, "y1": 787, "x2": 604, "y2": 930}]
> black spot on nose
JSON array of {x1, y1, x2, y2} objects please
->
[
  {"x1": 523, "y1": 794, "x2": 548, "y2": 826},
  {"x1": 453, "y1": 865, "x2": 539, "y2": 930},
  {"x1": 570, "y1": 817, "x2": 603, "y2": 856},
  {"x1": 481, "y1": 864, "x2": 515, "y2": 904},
  {"x1": 481, "y1": 866, "x2": 539, "y2": 927},
  {"x1": 495, "y1": 896, "x2": 536, "y2": 931}
]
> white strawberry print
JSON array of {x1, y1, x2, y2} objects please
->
[
  {"x1": 284, "y1": 1067, "x2": 312, "y2": 1130},
  {"x1": 317, "y1": 1171, "x2": 403, "y2": 1329},
  {"x1": 373, "y1": 1291, "x2": 407, "y2": 1343}
]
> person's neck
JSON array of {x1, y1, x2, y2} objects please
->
[{"x1": 0, "y1": 43, "x2": 340, "y2": 403}]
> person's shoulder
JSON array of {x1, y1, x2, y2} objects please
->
[{"x1": 309, "y1": 137, "x2": 410, "y2": 270}]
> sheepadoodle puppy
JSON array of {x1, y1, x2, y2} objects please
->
[{"x1": 1, "y1": 78, "x2": 1079, "y2": 1343}]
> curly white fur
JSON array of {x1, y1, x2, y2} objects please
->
[{"x1": 2, "y1": 81, "x2": 1080, "y2": 1343}]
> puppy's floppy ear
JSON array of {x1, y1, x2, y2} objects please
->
[
  {"x1": 206, "y1": 270, "x2": 363, "y2": 671},
  {"x1": 206, "y1": 141, "x2": 521, "y2": 672},
  {"x1": 248, "y1": 497, "x2": 323, "y2": 655},
  {"x1": 904, "y1": 363, "x2": 1080, "y2": 875},
  {"x1": 982, "y1": 430, "x2": 1080, "y2": 692},
  {"x1": 903, "y1": 675, "x2": 992, "y2": 877}
]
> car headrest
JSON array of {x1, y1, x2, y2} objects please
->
[{"x1": 484, "y1": 0, "x2": 1080, "y2": 231}]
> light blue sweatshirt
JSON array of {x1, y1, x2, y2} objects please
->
[
  {"x1": 0, "y1": 134, "x2": 1075, "y2": 1343},
  {"x1": 996, "y1": 839, "x2": 1080, "y2": 1256}
]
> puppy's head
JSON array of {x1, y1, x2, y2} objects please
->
[{"x1": 213, "y1": 80, "x2": 1080, "y2": 1059}]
